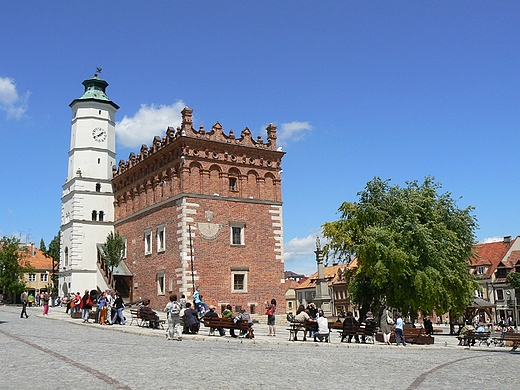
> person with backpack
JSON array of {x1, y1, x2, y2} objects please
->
[{"x1": 164, "y1": 294, "x2": 182, "y2": 341}]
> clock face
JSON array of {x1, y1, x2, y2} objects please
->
[{"x1": 92, "y1": 127, "x2": 107, "y2": 142}]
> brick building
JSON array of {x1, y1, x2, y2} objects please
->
[{"x1": 112, "y1": 107, "x2": 286, "y2": 314}]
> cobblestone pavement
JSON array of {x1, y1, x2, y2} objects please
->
[{"x1": 0, "y1": 305, "x2": 518, "y2": 389}]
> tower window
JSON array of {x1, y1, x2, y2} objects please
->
[
  {"x1": 99, "y1": 110, "x2": 101, "y2": 115},
  {"x1": 92, "y1": 210, "x2": 97, "y2": 221},
  {"x1": 231, "y1": 268, "x2": 249, "y2": 293},
  {"x1": 230, "y1": 222, "x2": 246, "y2": 246},
  {"x1": 144, "y1": 229, "x2": 152, "y2": 255},
  {"x1": 96, "y1": 183, "x2": 101, "y2": 192},
  {"x1": 157, "y1": 225, "x2": 165, "y2": 252},
  {"x1": 98, "y1": 158, "x2": 101, "y2": 164},
  {"x1": 229, "y1": 177, "x2": 237, "y2": 191},
  {"x1": 98, "y1": 211, "x2": 104, "y2": 221}
]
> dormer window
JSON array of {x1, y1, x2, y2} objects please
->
[{"x1": 477, "y1": 266, "x2": 485, "y2": 275}]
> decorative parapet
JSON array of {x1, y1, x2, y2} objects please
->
[{"x1": 114, "y1": 107, "x2": 280, "y2": 177}]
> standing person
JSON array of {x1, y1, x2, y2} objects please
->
[
  {"x1": 180, "y1": 294, "x2": 186, "y2": 309},
  {"x1": 28, "y1": 292, "x2": 35, "y2": 307},
  {"x1": 394, "y1": 313, "x2": 407, "y2": 346},
  {"x1": 380, "y1": 305, "x2": 394, "y2": 345},
  {"x1": 164, "y1": 294, "x2": 182, "y2": 341},
  {"x1": 265, "y1": 298, "x2": 277, "y2": 337},
  {"x1": 111, "y1": 293, "x2": 126, "y2": 325},
  {"x1": 42, "y1": 292, "x2": 50, "y2": 315},
  {"x1": 98, "y1": 293, "x2": 107, "y2": 325},
  {"x1": 35, "y1": 293, "x2": 40, "y2": 307},
  {"x1": 193, "y1": 286, "x2": 201, "y2": 312},
  {"x1": 80, "y1": 290, "x2": 93, "y2": 323},
  {"x1": 20, "y1": 290, "x2": 29, "y2": 318}
]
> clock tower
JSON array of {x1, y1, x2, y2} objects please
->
[{"x1": 59, "y1": 74, "x2": 119, "y2": 296}]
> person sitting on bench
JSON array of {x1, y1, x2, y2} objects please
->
[
  {"x1": 314, "y1": 310, "x2": 329, "y2": 342},
  {"x1": 203, "y1": 305, "x2": 225, "y2": 336}
]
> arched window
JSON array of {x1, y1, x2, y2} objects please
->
[
  {"x1": 98, "y1": 211, "x2": 104, "y2": 221},
  {"x1": 96, "y1": 183, "x2": 101, "y2": 192},
  {"x1": 92, "y1": 210, "x2": 97, "y2": 221}
]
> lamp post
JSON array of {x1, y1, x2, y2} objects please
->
[{"x1": 313, "y1": 237, "x2": 332, "y2": 318}]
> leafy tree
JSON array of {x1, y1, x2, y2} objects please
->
[
  {"x1": 41, "y1": 233, "x2": 60, "y2": 294},
  {"x1": 0, "y1": 236, "x2": 33, "y2": 303},
  {"x1": 322, "y1": 176, "x2": 478, "y2": 320},
  {"x1": 101, "y1": 232, "x2": 125, "y2": 287},
  {"x1": 506, "y1": 272, "x2": 520, "y2": 289}
]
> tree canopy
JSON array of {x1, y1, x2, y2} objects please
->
[
  {"x1": 101, "y1": 232, "x2": 125, "y2": 287},
  {"x1": 322, "y1": 176, "x2": 478, "y2": 319},
  {"x1": 0, "y1": 236, "x2": 32, "y2": 303},
  {"x1": 41, "y1": 233, "x2": 60, "y2": 293},
  {"x1": 506, "y1": 272, "x2": 520, "y2": 289}
]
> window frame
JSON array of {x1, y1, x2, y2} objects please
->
[
  {"x1": 157, "y1": 270, "x2": 165, "y2": 296},
  {"x1": 144, "y1": 229, "x2": 152, "y2": 255},
  {"x1": 230, "y1": 222, "x2": 246, "y2": 246},
  {"x1": 157, "y1": 225, "x2": 165, "y2": 253},
  {"x1": 231, "y1": 268, "x2": 249, "y2": 293},
  {"x1": 40, "y1": 273, "x2": 48, "y2": 282},
  {"x1": 28, "y1": 273, "x2": 36, "y2": 282}
]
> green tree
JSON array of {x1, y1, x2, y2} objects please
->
[
  {"x1": 322, "y1": 176, "x2": 478, "y2": 320},
  {"x1": 101, "y1": 232, "x2": 125, "y2": 287},
  {"x1": 0, "y1": 236, "x2": 32, "y2": 303},
  {"x1": 506, "y1": 272, "x2": 520, "y2": 289},
  {"x1": 41, "y1": 233, "x2": 60, "y2": 294}
]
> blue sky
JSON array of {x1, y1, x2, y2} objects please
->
[{"x1": 1, "y1": 2, "x2": 519, "y2": 275}]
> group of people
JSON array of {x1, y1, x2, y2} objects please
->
[
  {"x1": 162, "y1": 292, "x2": 264, "y2": 341},
  {"x1": 20, "y1": 290, "x2": 50, "y2": 317}
]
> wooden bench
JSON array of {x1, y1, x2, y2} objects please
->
[
  {"x1": 201, "y1": 317, "x2": 254, "y2": 339},
  {"x1": 458, "y1": 331, "x2": 491, "y2": 347},
  {"x1": 138, "y1": 310, "x2": 165, "y2": 330},
  {"x1": 492, "y1": 332, "x2": 520, "y2": 352},
  {"x1": 129, "y1": 309, "x2": 141, "y2": 326},
  {"x1": 286, "y1": 321, "x2": 321, "y2": 341},
  {"x1": 375, "y1": 327, "x2": 434, "y2": 344}
]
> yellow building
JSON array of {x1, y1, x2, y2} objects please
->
[{"x1": 22, "y1": 244, "x2": 54, "y2": 297}]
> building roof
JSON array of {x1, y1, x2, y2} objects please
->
[
  {"x1": 295, "y1": 260, "x2": 358, "y2": 290},
  {"x1": 470, "y1": 238, "x2": 516, "y2": 278},
  {"x1": 20, "y1": 245, "x2": 53, "y2": 270}
]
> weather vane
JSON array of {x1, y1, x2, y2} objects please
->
[{"x1": 94, "y1": 67, "x2": 102, "y2": 78}]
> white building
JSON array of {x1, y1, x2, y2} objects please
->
[{"x1": 59, "y1": 75, "x2": 119, "y2": 296}]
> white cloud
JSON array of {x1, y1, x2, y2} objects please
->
[
  {"x1": 284, "y1": 230, "x2": 324, "y2": 262},
  {"x1": 0, "y1": 77, "x2": 29, "y2": 119},
  {"x1": 115, "y1": 101, "x2": 186, "y2": 148},
  {"x1": 278, "y1": 121, "x2": 313, "y2": 145},
  {"x1": 479, "y1": 236, "x2": 506, "y2": 244}
]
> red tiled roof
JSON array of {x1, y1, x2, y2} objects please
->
[
  {"x1": 19, "y1": 245, "x2": 53, "y2": 270},
  {"x1": 295, "y1": 259, "x2": 358, "y2": 290},
  {"x1": 471, "y1": 238, "x2": 516, "y2": 278}
]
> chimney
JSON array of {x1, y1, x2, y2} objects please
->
[
  {"x1": 504, "y1": 236, "x2": 511, "y2": 244},
  {"x1": 31, "y1": 243, "x2": 35, "y2": 257}
]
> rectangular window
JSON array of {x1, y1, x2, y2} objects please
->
[
  {"x1": 496, "y1": 289, "x2": 504, "y2": 301},
  {"x1": 157, "y1": 226, "x2": 165, "y2": 252},
  {"x1": 231, "y1": 268, "x2": 249, "y2": 293},
  {"x1": 229, "y1": 177, "x2": 237, "y2": 191},
  {"x1": 28, "y1": 273, "x2": 36, "y2": 282},
  {"x1": 288, "y1": 301, "x2": 293, "y2": 309},
  {"x1": 157, "y1": 271, "x2": 165, "y2": 295},
  {"x1": 477, "y1": 266, "x2": 485, "y2": 275},
  {"x1": 122, "y1": 237, "x2": 127, "y2": 259},
  {"x1": 230, "y1": 222, "x2": 245, "y2": 246},
  {"x1": 40, "y1": 273, "x2": 48, "y2": 282},
  {"x1": 144, "y1": 229, "x2": 152, "y2": 255}
]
